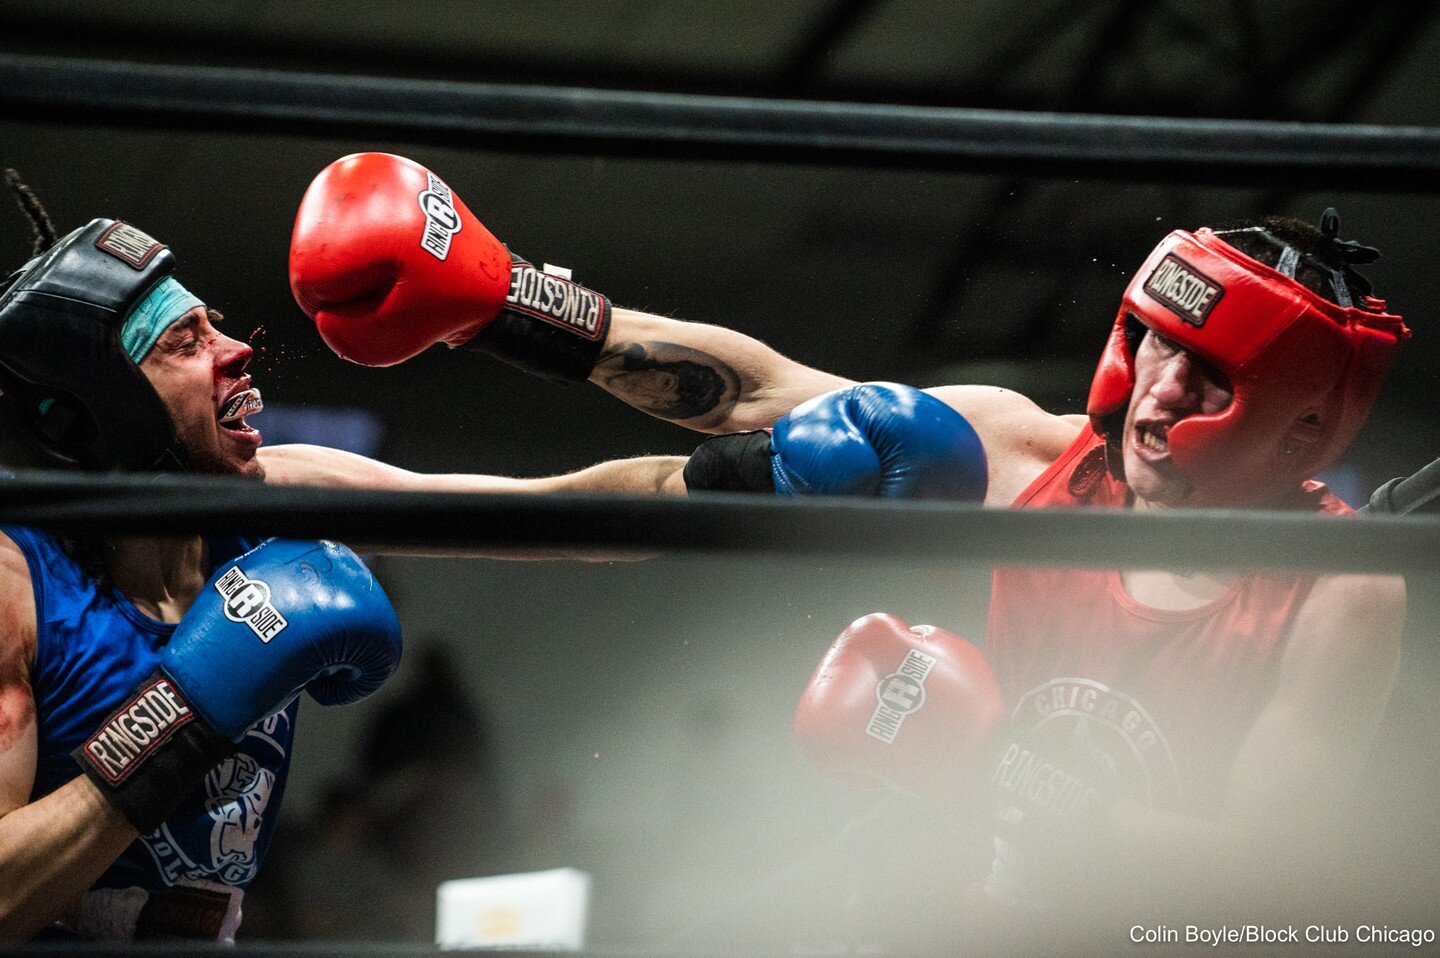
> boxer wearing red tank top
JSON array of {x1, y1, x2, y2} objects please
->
[{"x1": 285, "y1": 158, "x2": 1410, "y2": 913}]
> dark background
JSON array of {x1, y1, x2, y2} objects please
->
[{"x1": 2, "y1": 1, "x2": 1439, "y2": 950}]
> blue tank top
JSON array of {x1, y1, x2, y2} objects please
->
[{"x1": 4, "y1": 525, "x2": 298, "y2": 897}]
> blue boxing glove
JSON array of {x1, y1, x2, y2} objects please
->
[
  {"x1": 74, "y1": 539, "x2": 402, "y2": 832},
  {"x1": 772, "y1": 383, "x2": 987, "y2": 499},
  {"x1": 683, "y1": 383, "x2": 987, "y2": 501},
  {"x1": 161, "y1": 539, "x2": 402, "y2": 735}
]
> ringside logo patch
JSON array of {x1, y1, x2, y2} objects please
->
[
  {"x1": 506, "y1": 264, "x2": 608, "y2": 338},
  {"x1": 82, "y1": 678, "x2": 194, "y2": 783},
  {"x1": 417, "y1": 172, "x2": 462, "y2": 261},
  {"x1": 866, "y1": 648, "x2": 936, "y2": 744},
  {"x1": 213, "y1": 566, "x2": 289, "y2": 643},
  {"x1": 1144, "y1": 254, "x2": 1223, "y2": 327},
  {"x1": 95, "y1": 222, "x2": 164, "y2": 270}
]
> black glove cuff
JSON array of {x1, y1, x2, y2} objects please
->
[
  {"x1": 465, "y1": 256, "x2": 611, "y2": 383},
  {"x1": 72, "y1": 673, "x2": 237, "y2": 834},
  {"x1": 684, "y1": 430, "x2": 776, "y2": 494}
]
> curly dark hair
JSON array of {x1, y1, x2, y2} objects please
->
[
  {"x1": 1213, "y1": 208, "x2": 1381, "y2": 309},
  {"x1": 4, "y1": 167, "x2": 58, "y2": 256}
]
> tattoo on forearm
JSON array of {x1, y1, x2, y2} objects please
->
[{"x1": 594, "y1": 342, "x2": 741, "y2": 422}]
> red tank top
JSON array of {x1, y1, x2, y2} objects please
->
[{"x1": 986, "y1": 425, "x2": 1348, "y2": 815}]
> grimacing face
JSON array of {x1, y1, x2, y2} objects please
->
[
  {"x1": 1120, "y1": 328, "x2": 1234, "y2": 508},
  {"x1": 139, "y1": 305, "x2": 265, "y2": 479}
]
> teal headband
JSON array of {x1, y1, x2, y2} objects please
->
[
  {"x1": 121, "y1": 276, "x2": 204, "y2": 363},
  {"x1": 35, "y1": 275, "x2": 204, "y2": 419}
]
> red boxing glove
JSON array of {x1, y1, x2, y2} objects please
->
[
  {"x1": 290, "y1": 152, "x2": 611, "y2": 381},
  {"x1": 794, "y1": 613, "x2": 1004, "y2": 798}
]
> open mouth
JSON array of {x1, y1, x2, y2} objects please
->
[
  {"x1": 1135, "y1": 422, "x2": 1169, "y2": 454},
  {"x1": 218, "y1": 387, "x2": 264, "y2": 434}
]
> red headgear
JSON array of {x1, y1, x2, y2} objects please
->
[{"x1": 1087, "y1": 226, "x2": 1409, "y2": 506}]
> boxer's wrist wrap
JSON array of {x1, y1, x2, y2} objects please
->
[
  {"x1": 986, "y1": 725, "x2": 1113, "y2": 905},
  {"x1": 465, "y1": 255, "x2": 611, "y2": 383},
  {"x1": 71, "y1": 672, "x2": 237, "y2": 834},
  {"x1": 683, "y1": 430, "x2": 776, "y2": 494}
]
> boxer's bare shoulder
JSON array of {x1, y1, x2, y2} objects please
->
[
  {"x1": 0, "y1": 531, "x2": 38, "y2": 819},
  {"x1": 0, "y1": 535, "x2": 36, "y2": 671},
  {"x1": 924, "y1": 385, "x2": 1086, "y2": 506}
]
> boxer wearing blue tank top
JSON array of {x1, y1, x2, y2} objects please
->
[
  {"x1": 4, "y1": 525, "x2": 295, "y2": 940},
  {"x1": 0, "y1": 208, "x2": 696, "y2": 942},
  {"x1": 0, "y1": 225, "x2": 406, "y2": 941}
]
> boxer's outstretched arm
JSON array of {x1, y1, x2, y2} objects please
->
[
  {"x1": 288, "y1": 155, "x2": 847, "y2": 431},
  {"x1": 591, "y1": 308, "x2": 852, "y2": 434},
  {"x1": 259, "y1": 445, "x2": 689, "y2": 559},
  {"x1": 259, "y1": 444, "x2": 688, "y2": 495}
]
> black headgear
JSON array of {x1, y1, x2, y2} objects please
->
[{"x1": 0, "y1": 218, "x2": 187, "y2": 470}]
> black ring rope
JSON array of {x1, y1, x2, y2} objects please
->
[
  {"x1": 3, "y1": 54, "x2": 1440, "y2": 187},
  {"x1": 2, "y1": 471, "x2": 1438, "y2": 573}
]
